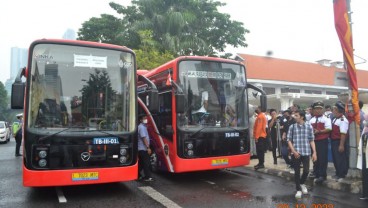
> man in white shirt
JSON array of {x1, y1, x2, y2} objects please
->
[
  {"x1": 192, "y1": 90, "x2": 208, "y2": 114},
  {"x1": 191, "y1": 90, "x2": 209, "y2": 124},
  {"x1": 330, "y1": 101, "x2": 349, "y2": 181}
]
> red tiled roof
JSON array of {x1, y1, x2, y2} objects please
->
[{"x1": 238, "y1": 54, "x2": 368, "y2": 88}]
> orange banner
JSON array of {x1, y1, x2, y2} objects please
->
[{"x1": 333, "y1": 0, "x2": 360, "y2": 125}]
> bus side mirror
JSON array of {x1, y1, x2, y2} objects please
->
[
  {"x1": 260, "y1": 95, "x2": 267, "y2": 112},
  {"x1": 147, "y1": 90, "x2": 159, "y2": 113},
  {"x1": 176, "y1": 94, "x2": 185, "y2": 114},
  {"x1": 11, "y1": 82, "x2": 25, "y2": 109}
]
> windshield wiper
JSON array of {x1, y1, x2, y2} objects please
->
[{"x1": 38, "y1": 125, "x2": 86, "y2": 143}]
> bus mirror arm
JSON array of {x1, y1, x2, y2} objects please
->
[
  {"x1": 137, "y1": 74, "x2": 157, "y2": 91},
  {"x1": 138, "y1": 74, "x2": 159, "y2": 113},
  {"x1": 246, "y1": 83, "x2": 266, "y2": 95},
  {"x1": 246, "y1": 83, "x2": 267, "y2": 112},
  {"x1": 170, "y1": 80, "x2": 184, "y2": 94}
]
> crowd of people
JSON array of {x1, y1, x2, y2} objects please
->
[{"x1": 251, "y1": 100, "x2": 368, "y2": 198}]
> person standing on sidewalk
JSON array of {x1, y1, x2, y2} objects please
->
[
  {"x1": 268, "y1": 109, "x2": 279, "y2": 164},
  {"x1": 253, "y1": 106, "x2": 268, "y2": 170},
  {"x1": 330, "y1": 101, "x2": 349, "y2": 181},
  {"x1": 280, "y1": 109, "x2": 296, "y2": 172},
  {"x1": 137, "y1": 114, "x2": 153, "y2": 181},
  {"x1": 310, "y1": 101, "x2": 332, "y2": 184},
  {"x1": 287, "y1": 110, "x2": 317, "y2": 199},
  {"x1": 15, "y1": 113, "x2": 23, "y2": 157},
  {"x1": 249, "y1": 111, "x2": 257, "y2": 158}
]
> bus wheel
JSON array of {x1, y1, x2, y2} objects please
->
[{"x1": 150, "y1": 150, "x2": 158, "y2": 172}]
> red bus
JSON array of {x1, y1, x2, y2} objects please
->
[
  {"x1": 11, "y1": 39, "x2": 157, "y2": 187},
  {"x1": 137, "y1": 56, "x2": 266, "y2": 173}
]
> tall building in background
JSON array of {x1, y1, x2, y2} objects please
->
[
  {"x1": 5, "y1": 47, "x2": 28, "y2": 95},
  {"x1": 10, "y1": 47, "x2": 28, "y2": 79},
  {"x1": 63, "y1": 29, "x2": 76, "y2": 40}
]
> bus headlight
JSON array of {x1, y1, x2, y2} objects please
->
[
  {"x1": 240, "y1": 139, "x2": 246, "y2": 152},
  {"x1": 33, "y1": 145, "x2": 50, "y2": 169},
  {"x1": 187, "y1": 143, "x2": 193, "y2": 150},
  {"x1": 38, "y1": 159, "x2": 47, "y2": 167},
  {"x1": 120, "y1": 156, "x2": 127, "y2": 164},
  {"x1": 39, "y1": 150, "x2": 47, "y2": 158},
  {"x1": 120, "y1": 148, "x2": 127, "y2": 156},
  {"x1": 184, "y1": 140, "x2": 195, "y2": 157}
]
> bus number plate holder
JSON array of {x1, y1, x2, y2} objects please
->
[
  {"x1": 72, "y1": 172, "x2": 99, "y2": 181},
  {"x1": 211, "y1": 158, "x2": 229, "y2": 166},
  {"x1": 93, "y1": 137, "x2": 119, "y2": 145}
]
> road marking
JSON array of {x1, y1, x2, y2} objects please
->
[
  {"x1": 204, "y1": 180, "x2": 215, "y2": 185},
  {"x1": 138, "y1": 186, "x2": 181, "y2": 208},
  {"x1": 56, "y1": 187, "x2": 67, "y2": 203}
]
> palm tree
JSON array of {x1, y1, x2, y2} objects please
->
[{"x1": 127, "y1": 0, "x2": 208, "y2": 55}]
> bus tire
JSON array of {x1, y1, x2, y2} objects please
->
[{"x1": 150, "y1": 149, "x2": 158, "y2": 173}]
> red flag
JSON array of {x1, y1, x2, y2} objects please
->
[
  {"x1": 166, "y1": 73, "x2": 172, "y2": 86},
  {"x1": 333, "y1": 0, "x2": 360, "y2": 125}
]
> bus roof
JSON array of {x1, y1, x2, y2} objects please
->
[
  {"x1": 143, "y1": 56, "x2": 244, "y2": 78},
  {"x1": 30, "y1": 39, "x2": 134, "y2": 53}
]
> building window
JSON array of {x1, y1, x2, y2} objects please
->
[
  {"x1": 326, "y1": 91, "x2": 340, "y2": 96},
  {"x1": 281, "y1": 88, "x2": 300, "y2": 93},
  {"x1": 305, "y1": 90, "x2": 322, "y2": 94},
  {"x1": 289, "y1": 89, "x2": 300, "y2": 93},
  {"x1": 263, "y1": 87, "x2": 275, "y2": 95}
]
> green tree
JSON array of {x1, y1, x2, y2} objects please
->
[
  {"x1": 0, "y1": 82, "x2": 9, "y2": 121},
  {"x1": 78, "y1": 0, "x2": 248, "y2": 56},
  {"x1": 77, "y1": 14, "x2": 140, "y2": 49},
  {"x1": 135, "y1": 30, "x2": 175, "y2": 69}
]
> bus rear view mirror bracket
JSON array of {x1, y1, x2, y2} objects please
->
[
  {"x1": 247, "y1": 83, "x2": 267, "y2": 112},
  {"x1": 138, "y1": 74, "x2": 159, "y2": 113}
]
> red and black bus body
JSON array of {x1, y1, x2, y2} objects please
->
[
  {"x1": 11, "y1": 39, "x2": 139, "y2": 186},
  {"x1": 137, "y1": 56, "x2": 266, "y2": 173}
]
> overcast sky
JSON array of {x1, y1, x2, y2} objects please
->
[{"x1": 1, "y1": 0, "x2": 368, "y2": 84}]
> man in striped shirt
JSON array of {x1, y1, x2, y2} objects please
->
[{"x1": 287, "y1": 110, "x2": 317, "y2": 199}]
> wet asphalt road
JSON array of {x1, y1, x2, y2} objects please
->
[{"x1": 1, "y1": 139, "x2": 368, "y2": 208}]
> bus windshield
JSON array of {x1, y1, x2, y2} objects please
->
[
  {"x1": 27, "y1": 44, "x2": 136, "y2": 134},
  {"x1": 177, "y1": 60, "x2": 249, "y2": 129}
]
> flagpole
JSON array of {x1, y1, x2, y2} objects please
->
[{"x1": 344, "y1": 0, "x2": 361, "y2": 174}]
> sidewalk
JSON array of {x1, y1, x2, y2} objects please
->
[{"x1": 242, "y1": 150, "x2": 363, "y2": 194}]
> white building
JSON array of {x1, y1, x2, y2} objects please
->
[{"x1": 237, "y1": 54, "x2": 368, "y2": 111}]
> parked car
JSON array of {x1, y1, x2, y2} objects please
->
[{"x1": 0, "y1": 121, "x2": 10, "y2": 143}]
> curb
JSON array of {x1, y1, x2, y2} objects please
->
[{"x1": 233, "y1": 166, "x2": 363, "y2": 194}]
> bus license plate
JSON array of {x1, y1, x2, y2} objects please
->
[
  {"x1": 211, "y1": 158, "x2": 229, "y2": 166},
  {"x1": 93, "y1": 137, "x2": 119, "y2": 145},
  {"x1": 72, "y1": 172, "x2": 99, "y2": 181}
]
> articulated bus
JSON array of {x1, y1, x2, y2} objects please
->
[
  {"x1": 11, "y1": 39, "x2": 157, "y2": 187},
  {"x1": 137, "y1": 56, "x2": 266, "y2": 173}
]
